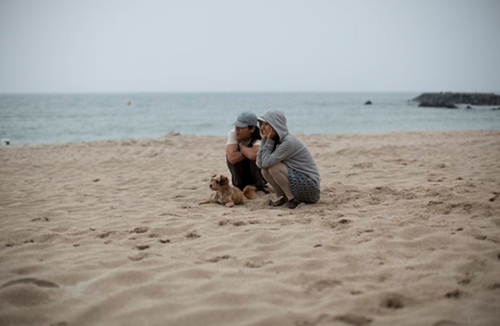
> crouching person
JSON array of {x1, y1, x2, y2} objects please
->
[
  {"x1": 226, "y1": 111, "x2": 268, "y2": 192},
  {"x1": 256, "y1": 109, "x2": 320, "y2": 209}
]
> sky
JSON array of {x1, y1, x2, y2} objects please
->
[{"x1": 1, "y1": 0, "x2": 499, "y2": 93}]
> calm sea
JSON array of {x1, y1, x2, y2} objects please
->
[{"x1": 1, "y1": 92, "x2": 499, "y2": 145}]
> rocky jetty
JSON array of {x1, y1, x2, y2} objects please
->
[{"x1": 413, "y1": 92, "x2": 500, "y2": 108}]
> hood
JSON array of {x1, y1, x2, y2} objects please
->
[{"x1": 258, "y1": 109, "x2": 289, "y2": 140}]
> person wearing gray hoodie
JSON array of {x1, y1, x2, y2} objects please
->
[{"x1": 256, "y1": 109, "x2": 320, "y2": 209}]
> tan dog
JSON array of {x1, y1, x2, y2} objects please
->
[{"x1": 199, "y1": 174, "x2": 256, "y2": 207}]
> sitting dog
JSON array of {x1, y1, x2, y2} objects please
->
[{"x1": 199, "y1": 174, "x2": 256, "y2": 207}]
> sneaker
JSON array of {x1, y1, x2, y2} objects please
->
[
  {"x1": 268, "y1": 196, "x2": 287, "y2": 207},
  {"x1": 286, "y1": 198, "x2": 301, "y2": 209}
]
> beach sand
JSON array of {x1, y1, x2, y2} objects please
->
[{"x1": 1, "y1": 131, "x2": 499, "y2": 326}]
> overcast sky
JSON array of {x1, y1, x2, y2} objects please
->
[{"x1": 1, "y1": 0, "x2": 499, "y2": 93}]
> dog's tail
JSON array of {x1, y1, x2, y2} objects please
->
[{"x1": 242, "y1": 185, "x2": 256, "y2": 200}]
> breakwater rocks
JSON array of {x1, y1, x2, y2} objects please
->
[{"x1": 413, "y1": 92, "x2": 500, "y2": 109}]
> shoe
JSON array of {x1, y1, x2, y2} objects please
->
[
  {"x1": 268, "y1": 196, "x2": 287, "y2": 207},
  {"x1": 286, "y1": 198, "x2": 301, "y2": 209}
]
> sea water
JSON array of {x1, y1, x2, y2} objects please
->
[{"x1": 1, "y1": 92, "x2": 499, "y2": 145}]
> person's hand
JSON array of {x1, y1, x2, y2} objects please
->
[{"x1": 268, "y1": 128, "x2": 277, "y2": 139}]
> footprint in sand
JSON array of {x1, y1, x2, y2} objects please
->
[
  {"x1": 30, "y1": 217, "x2": 50, "y2": 222},
  {"x1": 380, "y1": 294, "x2": 405, "y2": 310},
  {"x1": 97, "y1": 231, "x2": 116, "y2": 239},
  {"x1": 325, "y1": 218, "x2": 353, "y2": 230},
  {"x1": 218, "y1": 219, "x2": 230, "y2": 226},
  {"x1": 489, "y1": 192, "x2": 499, "y2": 202},
  {"x1": 186, "y1": 231, "x2": 201, "y2": 239},
  {"x1": 433, "y1": 321, "x2": 461, "y2": 326},
  {"x1": 298, "y1": 313, "x2": 373, "y2": 326},
  {"x1": 128, "y1": 253, "x2": 148, "y2": 261},
  {"x1": 489, "y1": 283, "x2": 500, "y2": 290},
  {"x1": 307, "y1": 279, "x2": 342, "y2": 293},
  {"x1": 206, "y1": 255, "x2": 231, "y2": 263},
  {"x1": 1, "y1": 278, "x2": 59, "y2": 289},
  {"x1": 445, "y1": 289, "x2": 462, "y2": 299},
  {"x1": 0, "y1": 278, "x2": 59, "y2": 307},
  {"x1": 131, "y1": 227, "x2": 149, "y2": 234},
  {"x1": 245, "y1": 260, "x2": 272, "y2": 268},
  {"x1": 334, "y1": 314, "x2": 373, "y2": 326},
  {"x1": 458, "y1": 277, "x2": 471, "y2": 286}
]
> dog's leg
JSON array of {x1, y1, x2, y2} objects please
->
[
  {"x1": 199, "y1": 193, "x2": 218, "y2": 205},
  {"x1": 223, "y1": 199, "x2": 235, "y2": 207}
]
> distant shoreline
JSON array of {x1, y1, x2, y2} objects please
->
[{"x1": 2, "y1": 129, "x2": 500, "y2": 148}]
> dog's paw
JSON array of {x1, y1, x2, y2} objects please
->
[{"x1": 224, "y1": 202, "x2": 235, "y2": 207}]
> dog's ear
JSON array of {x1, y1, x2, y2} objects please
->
[{"x1": 219, "y1": 175, "x2": 229, "y2": 186}]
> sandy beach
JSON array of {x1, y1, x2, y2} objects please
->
[{"x1": 1, "y1": 130, "x2": 499, "y2": 326}]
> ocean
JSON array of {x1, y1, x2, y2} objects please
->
[{"x1": 1, "y1": 92, "x2": 499, "y2": 145}]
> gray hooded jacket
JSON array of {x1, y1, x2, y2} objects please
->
[{"x1": 256, "y1": 109, "x2": 320, "y2": 185}]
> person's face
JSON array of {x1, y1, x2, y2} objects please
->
[
  {"x1": 235, "y1": 126, "x2": 254, "y2": 141},
  {"x1": 259, "y1": 122, "x2": 273, "y2": 137}
]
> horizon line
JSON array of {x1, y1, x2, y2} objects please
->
[{"x1": 2, "y1": 90, "x2": 498, "y2": 95}]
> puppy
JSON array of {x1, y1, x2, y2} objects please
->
[{"x1": 199, "y1": 174, "x2": 256, "y2": 207}]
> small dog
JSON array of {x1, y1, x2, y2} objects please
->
[{"x1": 199, "y1": 174, "x2": 256, "y2": 207}]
